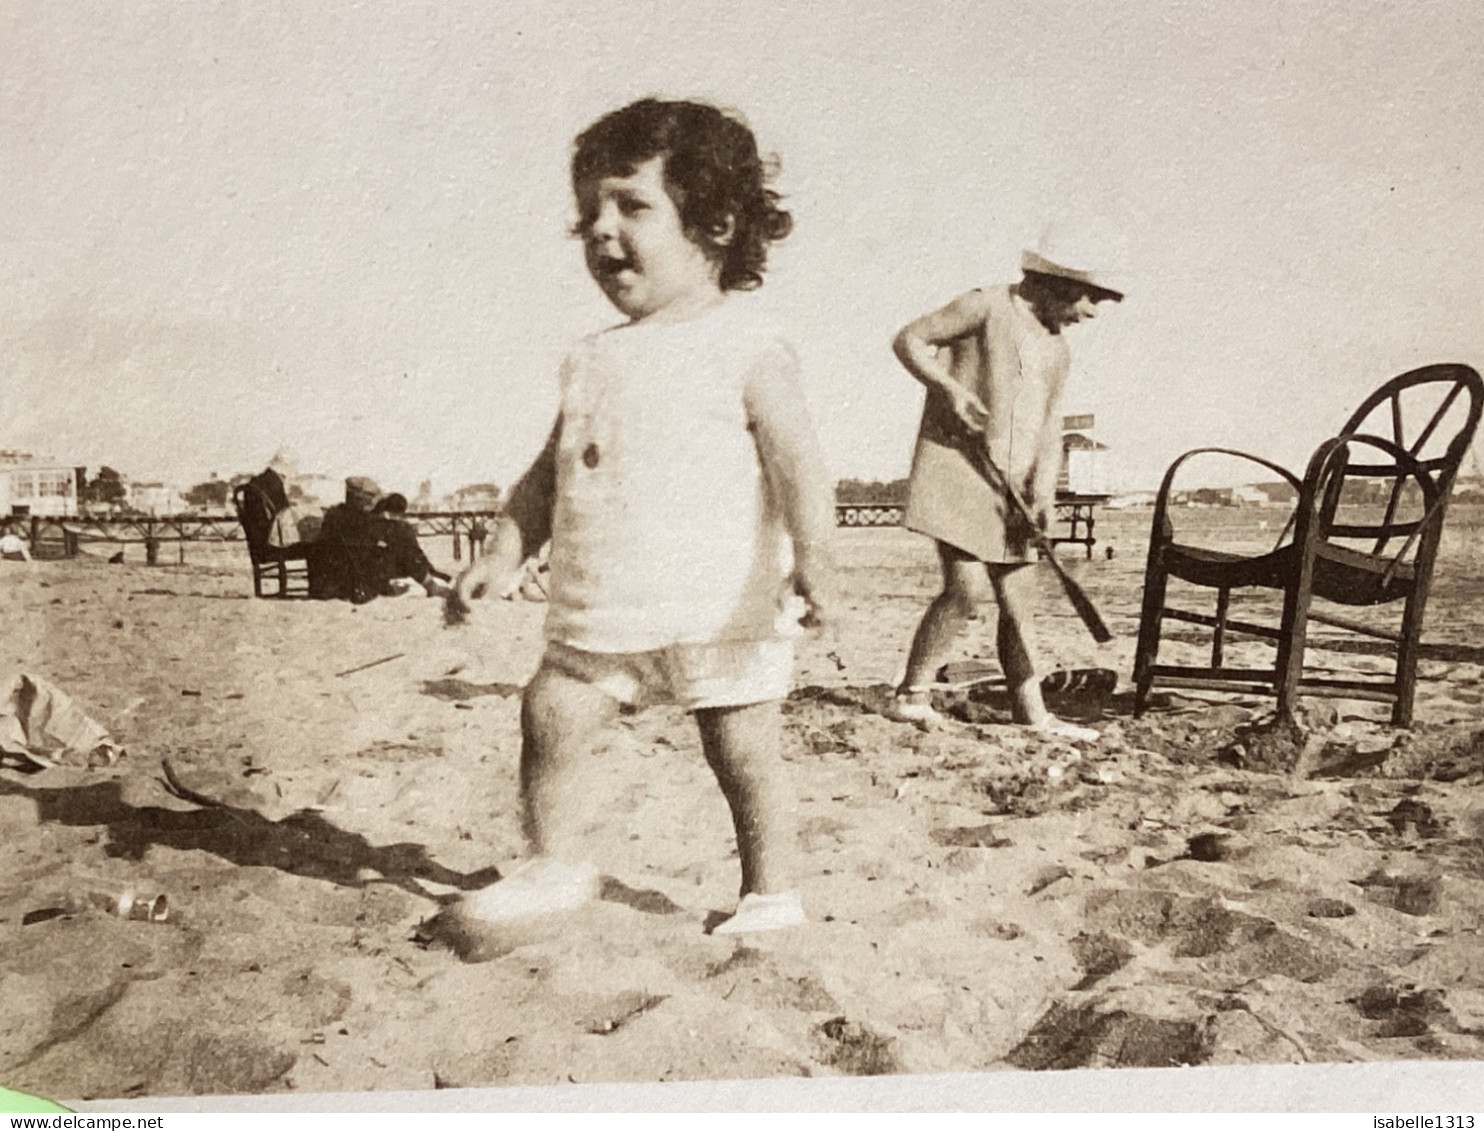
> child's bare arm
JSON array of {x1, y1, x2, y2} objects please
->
[
  {"x1": 744, "y1": 346, "x2": 836, "y2": 626},
  {"x1": 448, "y1": 419, "x2": 559, "y2": 620},
  {"x1": 893, "y1": 289, "x2": 994, "y2": 433}
]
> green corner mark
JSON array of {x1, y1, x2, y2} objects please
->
[{"x1": 0, "y1": 1085, "x2": 71, "y2": 1113}]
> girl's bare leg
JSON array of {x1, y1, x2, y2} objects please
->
[
  {"x1": 989, "y1": 562, "x2": 1045, "y2": 724},
  {"x1": 694, "y1": 700, "x2": 793, "y2": 897},
  {"x1": 898, "y1": 542, "x2": 991, "y2": 695},
  {"x1": 992, "y1": 563, "x2": 1100, "y2": 742}
]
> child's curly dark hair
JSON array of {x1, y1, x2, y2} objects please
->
[{"x1": 572, "y1": 98, "x2": 792, "y2": 292}]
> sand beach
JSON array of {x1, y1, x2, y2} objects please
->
[{"x1": 2, "y1": 506, "x2": 1483, "y2": 1104}]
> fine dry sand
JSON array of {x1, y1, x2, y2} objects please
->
[{"x1": 2, "y1": 507, "x2": 1483, "y2": 1102}]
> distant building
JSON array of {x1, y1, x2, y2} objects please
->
[
  {"x1": 1105, "y1": 491, "x2": 1157, "y2": 509},
  {"x1": 448, "y1": 483, "x2": 502, "y2": 511},
  {"x1": 1252, "y1": 480, "x2": 1299, "y2": 504},
  {"x1": 1058, "y1": 414, "x2": 1109, "y2": 496},
  {"x1": 288, "y1": 473, "x2": 342, "y2": 508},
  {"x1": 127, "y1": 481, "x2": 186, "y2": 516},
  {"x1": 0, "y1": 454, "x2": 82, "y2": 518},
  {"x1": 1173, "y1": 486, "x2": 1234, "y2": 507},
  {"x1": 835, "y1": 478, "x2": 908, "y2": 506}
]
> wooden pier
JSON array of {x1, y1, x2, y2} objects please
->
[
  {"x1": 24, "y1": 495, "x2": 1110, "y2": 564},
  {"x1": 23, "y1": 510, "x2": 501, "y2": 564}
]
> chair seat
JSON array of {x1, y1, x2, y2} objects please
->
[
  {"x1": 1165, "y1": 540, "x2": 1415, "y2": 606},
  {"x1": 258, "y1": 541, "x2": 311, "y2": 564},
  {"x1": 1163, "y1": 542, "x2": 1291, "y2": 591}
]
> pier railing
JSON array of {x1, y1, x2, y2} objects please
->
[
  {"x1": 834, "y1": 492, "x2": 1113, "y2": 558},
  {"x1": 23, "y1": 510, "x2": 503, "y2": 565},
  {"x1": 23, "y1": 494, "x2": 1112, "y2": 563}
]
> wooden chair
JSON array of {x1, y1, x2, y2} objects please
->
[
  {"x1": 233, "y1": 470, "x2": 311, "y2": 599},
  {"x1": 1133, "y1": 363, "x2": 1482, "y2": 726}
]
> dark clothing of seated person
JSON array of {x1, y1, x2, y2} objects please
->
[
  {"x1": 371, "y1": 494, "x2": 451, "y2": 597},
  {"x1": 309, "y1": 476, "x2": 386, "y2": 603},
  {"x1": 309, "y1": 480, "x2": 449, "y2": 602}
]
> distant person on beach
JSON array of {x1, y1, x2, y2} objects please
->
[
  {"x1": 370, "y1": 493, "x2": 452, "y2": 598},
  {"x1": 309, "y1": 475, "x2": 384, "y2": 603},
  {"x1": 467, "y1": 517, "x2": 488, "y2": 561},
  {"x1": 310, "y1": 479, "x2": 452, "y2": 601},
  {"x1": 0, "y1": 525, "x2": 31, "y2": 562},
  {"x1": 887, "y1": 226, "x2": 1124, "y2": 741},
  {"x1": 448, "y1": 98, "x2": 834, "y2": 935}
]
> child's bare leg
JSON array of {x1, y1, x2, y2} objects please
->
[
  {"x1": 992, "y1": 563, "x2": 1100, "y2": 742},
  {"x1": 989, "y1": 563, "x2": 1044, "y2": 724},
  {"x1": 457, "y1": 658, "x2": 615, "y2": 924},
  {"x1": 694, "y1": 700, "x2": 793, "y2": 896},
  {"x1": 520, "y1": 658, "x2": 619, "y2": 861},
  {"x1": 698, "y1": 699, "x2": 805, "y2": 934},
  {"x1": 898, "y1": 542, "x2": 991, "y2": 695}
]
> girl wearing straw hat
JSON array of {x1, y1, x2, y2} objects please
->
[{"x1": 888, "y1": 225, "x2": 1124, "y2": 739}]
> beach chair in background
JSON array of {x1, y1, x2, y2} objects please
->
[
  {"x1": 233, "y1": 468, "x2": 312, "y2": 599},
  {"x1": 1133, "y1": 363, "x2": 1483, "y2": 726}
]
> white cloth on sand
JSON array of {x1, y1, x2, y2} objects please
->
[{"x1": 0, "y1": 673, "x2": 124, "y2": 770}]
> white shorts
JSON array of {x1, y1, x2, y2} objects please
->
[{"x1": 543, "y1": 637, "x2": 796, "y2": 711}]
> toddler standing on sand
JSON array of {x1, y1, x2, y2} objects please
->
[{"x1": 449, "y1": 98, "x2": 834, "y2": 935}]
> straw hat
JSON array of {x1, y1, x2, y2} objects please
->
[{"x1": 1021, "y1": 221, "x2": 1127, "y2": 299}]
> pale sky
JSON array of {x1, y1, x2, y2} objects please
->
[{"x1": 4, "y1": 0, "x2": 1482, "y2": 496}]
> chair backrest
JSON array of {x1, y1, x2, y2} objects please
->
[
  {"x1": 1311, "y1": 364, "x2": 1483, "y2": 560},
  {"x1": 233, "y1": 468, "x2": 290, "y2": 558}
]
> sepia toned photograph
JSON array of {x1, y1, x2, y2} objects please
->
[{"x1": 3, "y1": 0, "x2": 1483, "y2": 1113}]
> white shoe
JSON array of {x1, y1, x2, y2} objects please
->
[
  {"x1": 460, "y1": 857, "x2": 598, "y2": 923},
  {"x1": 712, "y1": 891, "x2": 806, "y2": 935},
  {"x1": 884, "y1": 692, "x2": 943, "y2": 726},
  {"x1": 1025, "y1": 716, "x2": 1100, "y2": 744}
]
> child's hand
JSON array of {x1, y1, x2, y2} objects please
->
[
  {"x1": 791, "y1": 567, "x2": 838, "y2": 635},
  {"x1": 940, "y1": 383, "x2": 990, "y2": 437},
  {"x1": 445, "y1": 556, "x2": 506, "y2": 626}
]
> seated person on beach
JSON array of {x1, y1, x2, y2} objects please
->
[
  {"x1": 309, "y1": 476, "x2": 385, "y2": 603},
  {"x1": 0, "y1": 525, "x2": 31, "y2": 562},
  {"x1": 310, "y1": 478, "x2": 450, "y2": 602},
  {"x1": 448, "y1": 98, "x2": 835, "y2": 937},
  {"x1": 887, "y1": 227, "x2": 1124, "y2": 741},
  {"x1": 370, "y1": 493, "x2": 452, "y2": 598}
]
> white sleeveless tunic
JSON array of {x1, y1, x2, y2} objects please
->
[
  {"x1": 904, "y1": 285, "x2": 1070, "y2": 562},
  {"x1": 544, "y1": 299, "x2": 797, "y2": 653}
]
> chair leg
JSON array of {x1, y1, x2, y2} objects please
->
[
  {"x1": 1212, "y1": 587, "x2": 1230, "y2": 668},
  {"x1": 1132, "y1": 546, "x2": 1169, "y2": 717},
  {"x1": 1275, "y1": 580, "x2": 1314, "y2": 724},
  {"x1": 1392, "y1": 593, "x2": 1427, "y2": 727}
]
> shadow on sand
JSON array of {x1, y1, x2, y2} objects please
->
[{"x1": 0, "y1": 773, "x2": 500, "y2": 900}]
